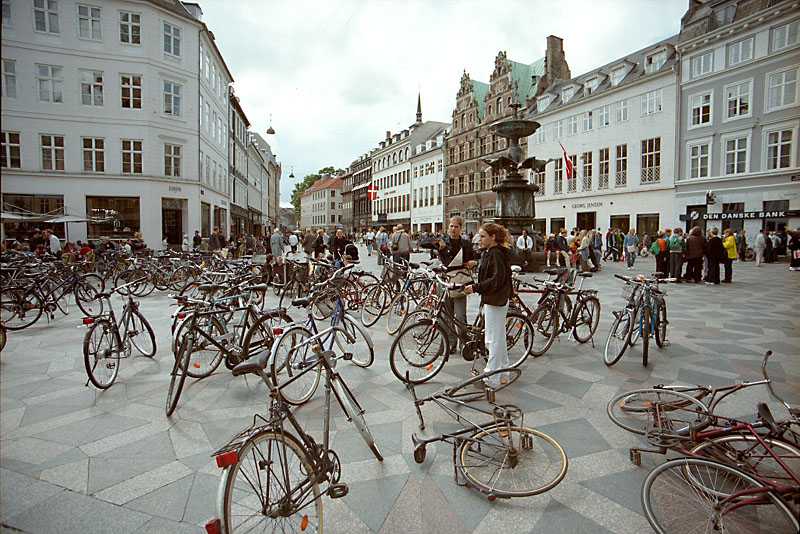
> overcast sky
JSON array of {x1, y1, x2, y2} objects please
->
[{"x1": 198, "y1": 0, "x2": 687, "y2": 206}]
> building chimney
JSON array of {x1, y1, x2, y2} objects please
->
[
  {"x1": 538, "y1": 35, "x2": 571, "y2": 98},
  {"x1": 386, "y1": 131, "x2": 392, "y2": 140}
]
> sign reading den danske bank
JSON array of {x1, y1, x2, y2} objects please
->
[{"x1": 684, "y1": 210, "x2": 799, "y2": 221}]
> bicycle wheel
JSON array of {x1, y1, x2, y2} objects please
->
[
  {"x1": 572, "y1": 296, "x2": 600, "y2": 343},
  {"x1": 607, "y1": 388, "x2": 710, "y2": 437},
  {"x1": 0, "y1": 287, "x2": 44, "y2": 330},
  {"x1": 445, "y1": 368, "x2": 522, "y2": 400},
  {"x1": 603, "y1": 309, "x2": 632, "y2": 366},
  {"x1": 386, "y1": 293, "x2": 412, "y2": 335},
  {"x1": 129, "y1": 309, "x2": 156, "y2": 357},
  {"x1": 221, "y1": 430, "x2": 322, "y2": 534},
  {"x1": 173, "y1": 315, "x2": 225, "y2": 378},
  {"x1": 335, "y1": 315, "x2": 374, "y2": 367},
  {"x1": 528, "y1": 303, "x2": 557, "y2": 357},
  {"x1": 505, "y1": 311, "x2": 534, "y2": 368},
  {"x1": 642, "y1": 307, "x2": 651, "y2": 367},
  {"x1": 115, "y1": 269, "x2": 145, "y2": 296},
  {"x1": 389, "y1": 320, "x2": 449, "y2": 384},
  {"x1": 655, "y1": 299, "x2": 668, "y2": 348},
  {"x1": 166, "y1": 336, "x2": 191, "y2": 416},
  {"x1": 310, "y1": 287, "x2": 337, "y2": 320},
  {"x1": 0, "y1": 323, "x2": 5, "y2": 352},
  {"x1": 630, "y1": 305, "x2": 642, "y2": 346},
  {"x1": 278, "y1": 279, "x2": 302, "y2": 309},
  {"x1": 331, "y1": 377, "x2": 383, "y2": 461},
  {"x1": 457, "y1": 425, "x2": 568, "y2": 498},
  {"x1": 241, "y1": 309, "x2": 294, "y2": 361},
  {"x1": 359, "y1": 284, "x2": 387, "y2": 328},
  {"x1": 83, "y1": 319, "x2": 120, "y2": 389},
  {"x1": 75, "y1": 274, "x2": 105, "y2": 317},
  {"x1": 169, "y1": 266, "x2": 196, "y2": 290},
  {"x1": 689, "y1": 433, "x2": 800, "y2": 483},
  {"x1": 642, "y1": 457, "x2": 798, "y2": 534},
  {"x1": 270, "y1": 326, "x2": 321, "y2": 406}
]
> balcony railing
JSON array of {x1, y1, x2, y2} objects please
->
[
  {"x1": 615, "y1": 170, "x2": 627, "y2": 187},
  {"x1": 598, "y1": 173, "x2": 609, "y2": 189},
  {"x1": 641, "y1": 167, "x2": 661, "y2": 184}
]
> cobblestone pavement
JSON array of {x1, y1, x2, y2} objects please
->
[{"x1": 2, "y1": 250, "x2": 799, "y2": 533}]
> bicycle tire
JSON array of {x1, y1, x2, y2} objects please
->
[
  {"x1": 83, "y1": 319, "x2": 120, "y2": 389},
  {"x1": 655, "y1": 299, "x2": 668, "y2": 348},
  {"x1": 505, "y1": 311, "x2": 534, "y2": 369},
  {"x1": 607, "y1": 388, "x2": 710, "y2": 437},
  {"x1": 390, "y1": 320, "x2": 449, "y2": 384},
  {"x1": 0, "y1": 323, "x2": 5, "y2": 352},
  {"x1": 457, "y1": 425, "x2": 568, "y2": 497},
  {"x1": 129, "y1": 309, "x2": 157, "y2": 357},
  {"x1": 220, "y1": 430, "x2": 322, "y2": 534},
  {"x1": 642, "y1": 457, "x2": 798, "y2": 534},
  {"x1": 310, "y1": 286, "x2": 338, "y2": 321},
  {"x1": 336, "y1": 314, "x2": 374, "y2": 367},
  {"x1": 173, "y1": 314, "x2": 225, "y2": 378},
  {"x1": 642, "y1": 306, "x2": 651, "y2": 367},
  {"x1": 630, "y1": 305, "x2": 642, "y2": 346},
  {"x1": 114, "y1": 269, "x2": 145, "y2": 296},
  {"x1": 0, "y1": 287, "x2": 44, "y2": 330},
  {"x1": 166, "y1": 336, "x2": 191, "y2": 416},
  {"x1": 270, "y1": 326, "x2": 322, "y2": 406},
  {"x1": 241, "y1": 309, "x2": 294, "y2": 362},
  {"x1": 572, "y1": 296, "x2": 600, "y2": 343},
  {"x1": 603, "y1": 309, "x2": 632, "y2": 366},
  {"x1": 278, "y1": 279, "x2": 303, "y2": 309},
  {"x1": 528, "y1": 303, "x2": 557, "y2": 357},
  {"x1": 331, "y1": 377, "x2": 383, "y2": 461},
  {"x1": 386, "y1": 292, "x2": 411, "y2": 335},
  {"x1": 444, "y1": 368, "x2": 522, "y2": 400},
  {"x1": 689, "y1": 433, "x2": 800, "y2": 483},
  {"x1": 75, "y1": 274, "x2": 105, "y2": 317},
  {"x1": 359, "y1": 284, "x2": 387, "y2": 328}
]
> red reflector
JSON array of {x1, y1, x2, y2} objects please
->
[
  {"x1": 487, "y1": 494, "x2": 496, "y2": 501},
  {"x1": 83, "y1": 318, "x2": 95, "y2": 325},
  {"x1": 215, "y1": 450, "x2": 238, "y2": 468},
  {"x1": 177, "y1": 313, "x2": 186, "y2": 319},
  {"x1": 204, "y1": 518, "x2": 222, "y2": 534},
  {"x1": 272, "y1": 328, "x2": 283, "y2": 335},
  {"x1": 301, "y1": 515, "x2": 309, "y2": 531}
]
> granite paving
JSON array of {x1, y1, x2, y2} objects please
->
[{"x1": 2, "y1": 250, "x2": 798, "y2": 533}]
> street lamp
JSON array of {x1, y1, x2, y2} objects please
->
[{"x1": 267, "y1": 113, "x2": 276, "y2": 135}]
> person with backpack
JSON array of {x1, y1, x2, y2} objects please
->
[
  {"x1": 390, "y1": 224, "x2": 411, "y2": 263},
  {"x1": 668, "y1": 228, "x2": 685, "y2": 282},
  {"x1": 375, "y1": 226, "x2": 389, "y2": 265},
  {"x1": 650, "y1": 231, "x2": 669, "y2": 275}
]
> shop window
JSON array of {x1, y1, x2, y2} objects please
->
[{"x1": 86, "y1": 196, "x2": 140, "y2": 239}]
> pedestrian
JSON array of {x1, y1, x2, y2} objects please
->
[
  {"x1": 650, "y1": 231, "x2": 668, "y2": 275},
  {"x1": 209, "y1": 226, "x2": 222, "y2": 251},
  {"x1": 182, "y1": 233, "x2": 190, "y2": 251},
  {"x1": 624, "y1": 228, "x2": 640, "y2": 270},
  {"x1": 314, "y1": 228, "x2": 326, "y2": 259},
  {"x1": 705, "y1": 227, "x2": 724, "y2": 285},
  {"x1": 576, "y1": 230, "x2": 591, "y2": 272},
  {"x1": 754, "y1": 228, "x2": 767, "y2": 267},
  {"x1": 390, "y1": 224, "x2": 411, "y2": 263},
  {"x1": 738, "y1": 229, "x2": 747, "y2": 261},
  {"x1": 544, "y1": 234, "x2": 558, "y2": 267},
  {"x1": 192, "y1": 230, "x2": 202, "y2": 251},
  {"x1": 555, "y1": 229, "x2": 570, "y2": 267},
  {"x1": 788, "y1": 229, "x2": 800, "y2": 271},
  {"x1": 132, "y1": 231, "x2": 146, "y2": 255},
  {"x1": 245, "y1": 233, "x2": 255, "y2": 255},
  {"x1": 302, "y1": 228, "x2": 316, "y2": 257},
  {"x1": 42, "y1": 229, "x2": 62, "y2": 257},
  {"x1": 375, "y1": 226, "x2": 389, "y2": 265},
  {"x1": 288, "y1": 232, "x2": 299, "y2": 253},
  {"x1": 365, "y1": 227, "x2": 375, "y2": 256},
  {"x1": 768, "y1": 232, "x2": 780, "y2": 263},
  {"x1": 668, "y1": 228, "x2": 685, "y2": 282},
  {"x1": 162, "y1": 235, "x2": 169, "y2": 250},
  {"x1": 270, "y1": 228, "x2": 284, "y2": 258},
  {"x1": 684, "y1": 226, "x2": 706, "y2": 283},
  {"x1": 331, "y1": 229, "x2": 349, "y2": 263},
  {"x1": 721, "y1": 228, "x2": 737, "y2": 283},
  {"x1": 463, "y1": 223, "x2": 513, "y2": 389}
]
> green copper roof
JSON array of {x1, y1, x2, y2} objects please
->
[
  {"x1": 471, "y1": 79, "x2": 490, "y2": 118},
  {"x1": 509, "y1": 56, "x2": 546, "y2": 102}
]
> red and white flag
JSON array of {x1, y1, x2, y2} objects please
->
[
  {"x1": 560, "y1": 142, "x2": 573, "y2": 180},
  {"x1": 367, "y1": 184, "x2": 378, "y2": 201}
]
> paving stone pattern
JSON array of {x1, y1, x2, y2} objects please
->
[{"x1": 2, "y1": 251, "x2": 798, "y2": 533}]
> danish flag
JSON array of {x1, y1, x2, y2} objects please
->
[
  {"x1": 560, "y1": 142, "x2": 573, "y2": 180},
  {"x1": 367, "y1": 184, "x2": 378, "y2": 201}
]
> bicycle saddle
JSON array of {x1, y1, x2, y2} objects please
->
[
  {"x1": 95, "y1": 292, "x2": 113, "y2": 299},
  {"x1": 544, "y1": 267, "x2": 568, "y2": 275},
  {"x1": 291, "y1": 296, "x2": 314, "y2": 308},
  {"x1": 197, "y1": 284, "x2": 225, "y2": 292},
  {"x1": 231, "y1": 349, "x2": 270, "y2": 377},
  {"x1": 577, "y1": 272, "x2": 593, "y2": 278},
  {"x1": 409, "y1": 262, "x2": 420, "y2": 269},
  {"x1": 242, "y1": 284, "x2": 270, "y2": 292},
  {"x1": 756, "y1": 402, "x2": 783, "y2": 436},
  {"x1": 511, "y1": 265, "x2": 522, "y2": 273}
]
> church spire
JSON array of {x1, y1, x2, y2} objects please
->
[{"x1": 415, "y1": 92, "x2": 423, "y2": 125}]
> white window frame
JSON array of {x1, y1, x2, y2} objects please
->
[
  {"x1": 687, "y1": 139, "x2": 712, "y2": 180},
  {"x1": 118, "y1": 10, "x2": 140, "y2": 45},
  {"x1": 36, "y1": 64, "x2": 63, "y2": 103},
  {"x1": 763, "y1": 123, "x2": 796, "y2": 171},
  {"x1": 727, "y1": 36, "x2": 754, "y2": 67},
  {"x1": 120, "y1": 74, "x2": 141, "y2": 109},
  {"x1": 567, "y1": 115, "x2": 578, "y2": 136},
  {"x1": 689, "y1": 90, "x2": 713, "y2": 128},
  {"x1": 561, "y1": 86, "x2": 575, "y2": 103},
  {"x1": 583, "y1": 111, "x2": 593, "y2": 132},
  {"x1": 163, "y1": 80, "x2": 182, "y2": 117},
  {"x1": 552, "y1": 120, "x2": 563, "y2": 139},
  {"x1": 33, "y1": 0, "x2": 59, "y2": 34},
  {"x1": 598, "y1": 105, "x2": 610, "y2": 127},
  {"x1": 721, "y1": 132, "x2": 750, "y2": 176},
  {"x1": 82, "y1": 137, "x2": 104, "y2": 172},
  {"x1": 615, "y1": 144, "x2": 628, "y2": 187},
  {"x1": 640, "y1": 137, "x2": 661, "y2": 184},
  {"x1": 164, "y1": 143, "x2": 181, "y2": 177},
  {"x1": 537, "y1": 95, "x2": 551, "y2": 113},
  {"x1": 79, "y1": 70, "x2": 103, "y2": 106},
  {"x1": 641, "y1": 90, "x2": 662, "y2": 116},
  {"x1": 77, "y1": 4, "x2": 101, "y2": 40},
  {"x1": 2, "y1": 0, "x2": 11, "y2": 26},
  {"x1": 40, "y1": 134, "x2": 65, "y2": 171},
  {"x1": 121, "y1": 139, "x2": 142, "y2": 174},
  {"x1": 616, "y1": 99, "x2": 628, "y2": 122},
  {"x1": 1, "y1": 131, "x2": 21, "y2": 168},
  {"x1": 163, "y1": 21, "x2": 181, "y2": 58},
  {"x1": 691, "y1": 51, "x2": 713, "y2": 79},
  {"x1": 644, "y1": 50, "x2": 666, "y2": 74},
  {"x1": 2, "y1": 59, "x2": 16, "y2": 98},
  {"x1": 765, "y1": 66, "x2": 798, "y2": 113},
  {"x1": 610, "y1": 67, "x2": 625, "y2": 86},
  {"x1": 722, "y1": 79, "x2": 752, "y2": 122},
  {"x1": 771, "y1": 20, "x2": 799, "y2": 53}
]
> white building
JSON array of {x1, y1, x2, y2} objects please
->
[
  {"x1": 675, "y1": 0, "x2": 800, "y2": 235},
  {"x1": 1, "y1": 0, "x2": 233, "y2": 247},
  {"x1": 409, "y1": 128, "x2": 447, "y2": 234},
  {"x1": 250, "y1": 132, "x2": 281, "y2": 233},
  {"x1": 300, "y1": 175, "x2": 342, "y2": 232},
  {"x1": 526, "y1": 36, "x2": 680, "y2": 238}
]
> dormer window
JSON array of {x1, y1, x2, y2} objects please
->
[
  {"x1": 561, "y1": 86, "x2": 575, "y2": 103},
  {"x1": 611, "y1": 66, "x2": 626, "y2": 86},
  {"x1": 585, "y1": 76, "x2": 600, "y2": 96},
  {"x1": 714, "y1": 4, "x2": 736, "y2": 28},
  {"x1": 645, "y1": 50, "x2": 667, "y2": 74},
  {"x1": 537, "y1": 95, "x2": 552, "y2": 113}
]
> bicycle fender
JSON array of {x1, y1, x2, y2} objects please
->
[{"x1": 342, "y1": 314, "x2": 374, "y2": 349}]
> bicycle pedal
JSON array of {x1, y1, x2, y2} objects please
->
[
  {"x1": 342, "y1": 352, "x2": 353, "y2": 361},
  {"x1": 630, "y1": 449, "x2": 641, "y2": 466},
  {"x1": 327, "y1": 482, "x2": 348, "y2": 499}
]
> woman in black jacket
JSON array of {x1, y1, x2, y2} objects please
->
[{"x1": 464, "y1": 223, "x2": 513, "y2": 389}]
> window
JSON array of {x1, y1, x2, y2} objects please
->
[
  {"x1": 121, "y1": 139, "x2": 142, "y2": 174},
  {"x1": 725, "y1": 81, "x2": 751, "y2": 119},
  {"x1": 691, "y1": 52, "x2": 712, "y2": 78},
  {"x1": 615, "y1": 144, "x2": 627, "y2": 186},
  {"x1": 561, "y1": 86, "x2": 575, "y2": 103},
  {"x1": 82, "y1": 137, "x2": 104, "y2": 172},
  {"x1": 537, "y1": 95, "x2": 551, "y2": 112},
  {"x1": 533, "y1": 170, "x2": 545, "y2": 196},
  {"x1": 567, "y1": 115, "x2": 578, "y2": 136},
  {"x1": 616, "y1": 100, "x2": 628, "y2": 122},
  {"x1": 645, "y1": 51, "x2": 666, "y2": 74},
  {"x1": 33, "y1": 0, "x2": 59, "y2": 33},
  {"x1": 80, "y1": 70, "x2": 103, "y2": 106},
  {"x1": 582, "y1": 151, "x2": 592, "y2": 191},
  {"x1": 87, "y1": 196, "x2": 139, "y2": 239},
  {"x1": 496, "y1": 97, "x2": 503, "y2": 114},
  {"x1": 2, "y1": 0, "x2": 10, "y2": 26},
  {"x1": 77, "y1": 4, "x2": 101, "y2": 40},
  {"x1": 567, "y1": 155, "x2": 577, "y2": 192},
  {"x1": 598, "y1": 105, "x2": 610, "y2": 127},
  {"x1": 205, "y1": 103, "x2": 211, "y2": 132},
  {"x1": 2, "y1": 59, "x2": 16, "y2": 98},
  {"x1": 583, "y1": 111, "x2": 593, "y2": 132},
  {"x1": 727, "y1": 37, "x2": 753, "y2": 67},
  {"x1": 1, "y1": 132, "x2": 21, "y2": 168},
  {"x1": 119, "y1": 11, "x2": 140, "y2": 44},
  {"x1": 552, "y1": 120, "x2": 563, "y2": 139},
  {"x1": 771, "y1": 20, "x2": 798, "y2": 52},
  {"x1": 533, "y1": 125, "x2": 545, "y2": 144},
  {"x1": 598, "y1": 148, "x2": 609, "y2": 189},
  {"x1": 163, "y1": 81, "x2": 181, "y2": 116},
  {"x1": 36, "y1": 65, "x2": 62, "y2": 102},
  {"x1": 641, "y1": 90, "x2": 662, "y2": 115},
  {"x1": 164, "y1": 143, "x2": 181, "y2": 176},
  {"x1": 767, "y1": 68, "x2": 797, "y2": 111},
  {"x1": 120, "y1": 74, "x2": 141, "y2": 108},
  {"x1": 554, "y1": 159, "x2": 563, "y2": 193},
  {"x1": 641, "y1": 137, "x2": 661, "y2": 183},
  {"x1": 690, "y1": 92, "x2": 712, "y2": 126},
  {"x1": 163, "y1": 22, "x2": 181, "y2": 57},
  {"x1": 766, "y1": 129, "x2": 792, "y2": 170},
  {"x1": 688, "y1": 141, "x2": 710, "y2": 179},
  {"x1": 40, "y1": 134, "x2": 65, "y2": 170},
  {"x1": 611, "y1": 67, "x2": 625, "y2": 86},
  {"x1": 724, "y1": 136, "x2": 748, "y2": 175},
  {"x1": 713, "y1": 4, "x2": 735, "y2": 27}
]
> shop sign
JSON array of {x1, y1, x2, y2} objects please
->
[
  {"x1": 571, "y1": 201, "x2": 603, "y2": 209},
  {"x1": 681, "y1": 210, "x2": 799, "y2": 221},
  {"x1": 168, "y1": 186, "x2": 181, "y2": 192}
]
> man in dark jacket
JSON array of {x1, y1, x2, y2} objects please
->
[
  {"x1": 684, "y1": 226, "x2": 706, "y2": 283},
  {"x1": 192, "y1": 230, "x2": 202, "y2": 250},
  {"x1": 555, "y1": 229, "x2": 570, "y2": 267},
  {"x1": 705, "y1": 227, "x2": 725, "y2": 285}
]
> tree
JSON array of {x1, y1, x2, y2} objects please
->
[{"x1": 291, "y1": 166, "x2": 345, "y2": 219}]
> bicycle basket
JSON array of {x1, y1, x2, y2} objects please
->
[{"x1": 621, "y1": 283, "x2": 640, "y2": 302}]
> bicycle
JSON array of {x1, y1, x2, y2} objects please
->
[
  {"x1": 204, "y1": 349, "x2": 382, "y2": 534},
  {"x1": 404, "y1": 367, "x2": 568, "y2": 500},
  {"x1": 604, "y1": 273, "x2": 672, "y2": 367},
  {"x1": 82, "y1": 277, "x2": 156, "y2": 389}
]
